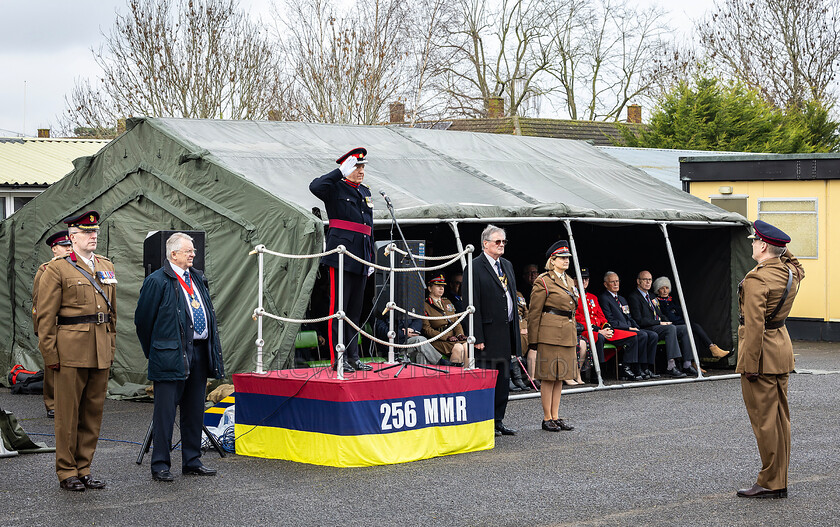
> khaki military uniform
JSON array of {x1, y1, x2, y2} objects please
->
[
  {"x1": 32, "y1": 258, "x2": 59, "y2": 413},
  {"x1": 527, "y1": 272, "x2": 578, "y2": 381},
  {"x1": 36, "y1": 254, "x2": 117, "y2": 482},
  {"x1": 422, "y1": 297, "x2": 465, "y2": 356},
  {"x1": 516, "y1": 290, "x2": 529, "y2": 353},
  {"x1": 736, "y1": 251, "x2": 804, "y2": 491}
]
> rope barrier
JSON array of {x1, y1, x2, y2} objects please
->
[
  {"x1": 254, "y1": 308, "x2": 341, "y2": 325},
  {"x1": 343, "y1": 249, "x2": 466, "y2": 272},
  {"x1": 250, "y1": 244, "x2": 340, "y2": 259},
  {"x1": 385, "y1": 302, "x2": 474, "y2": 321},
  {"x1": 343, "y1": 310, "x2": 471, "y2": 349},
  {"x1": 385, "y1": 245, "x2": 470, "y2": 261}
]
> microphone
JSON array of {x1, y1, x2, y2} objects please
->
[{"x1": 379, "y1": 189, "x2": 393, "y2": 207}]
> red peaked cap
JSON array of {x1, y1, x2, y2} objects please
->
[
  {"x1": 63, "y1": 210, "x2": 99, "y2": 230},
  {"x1": 45, "y1": 230, "x2": 72, "y2": 247},
  {"x1": 427, "y1": 274, "x2": 447, "y2": 286},
  {"x1": 336, "y1": 147, "x2": 368, "y2": 165}
]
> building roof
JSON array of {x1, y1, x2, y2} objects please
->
[
  {"x1": 599, "y1": 147, "x2": 758, "y2": 189},
  {"x1": 0, "y1": 137, "x2": 110, "y2": 186},
  {"x1": 681, "y1": 153, "x2": 840, "y2": 182},
  {"x1": 418, "y1": 117, "x2": 644, "y2": 146}
]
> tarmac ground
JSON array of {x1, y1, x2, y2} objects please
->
[{"x1": 2, "y1": 341, "x2": 839, "y2": 526}]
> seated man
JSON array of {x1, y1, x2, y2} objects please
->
[
  {"x1": 599, "y1": 271, "x2": 661, "y2": 380},
  {"x1": 652, "y1": 276, "x2": 731, "y2": 360},
  {"x1": 575, "y1": 268, "x2": 644, "y2": 381},
  {"x1": 373, "y1": 316, "x2": 453, "y2": 366},
  {"x1": 627, "y1": 270, "x2": 694, "y2": 377}
]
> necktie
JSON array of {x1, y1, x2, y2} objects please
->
[
  {"x1": 495, "y1": 261, "x2": 503, "y2": 277},
  {"x1": 184, "y1": 271, "x2": 207, "y2": 335},
  {"x1": 645, "y1": 293, "x2": 659, "y2": 321}
]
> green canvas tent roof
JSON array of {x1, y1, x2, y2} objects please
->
[{"x1": 1, "y1": 117, "x2": 749, "y2": 390}]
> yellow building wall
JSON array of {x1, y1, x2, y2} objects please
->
[{"x1": 690, "y1": 180, "x2": 831, "y2": 320}]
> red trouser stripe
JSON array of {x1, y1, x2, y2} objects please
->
[{"x1": 328, "y1": 267, "x2": 336, "y2": 363}]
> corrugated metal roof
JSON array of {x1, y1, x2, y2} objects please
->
[
  {"x1": 598, "y1": 146, "x2": 758, "y2": 189},
  {"x1": 0, "y1": 137, "x2": 110, "y2": 186}
]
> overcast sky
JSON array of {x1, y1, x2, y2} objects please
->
[{"x1": 0, "y1": 0, "x2": 714, "y2": 137}]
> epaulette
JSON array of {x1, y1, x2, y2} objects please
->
[
  {"x1": 94, "y1": 254, "x2": 111, "y2": 262},
  {"x1": 360, "y1": 182, "x2": 370, "y2": 189}
]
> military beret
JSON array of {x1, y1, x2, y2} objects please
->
[
  {"x1": 748, "y1": 220, "x2": 790, "y2": 247},
  {"x1": 579, "y1": 267, "x2": 590, "y2": 278},
  {"x1": 45, "y1": 230, "x2": 72, "y2": 247},
  {"x1": 336, "y1": 147, "x2": 368, "y2": 165},
  {"x1": 546, "y1": 240, "x2": 571, "y2": 259},
  {"x1": 63, "y1": 210, "x2": 100, "y2": 230},
  {"x1": 427, "y1": 274, "x2": 446, "y2": 286}
]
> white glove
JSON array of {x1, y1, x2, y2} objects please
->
[{"x1": 339, "y1": 156, "x2": 357, "y2": 177}]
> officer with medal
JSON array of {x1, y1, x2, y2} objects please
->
[
  {"x1": 32, "y1": 230, "x2": 74, "y2": 418},
  {"x1": 736, "y1": 220, "x2": 804, "y2": 499},
  {"x1": 36, "y1": 211, "x2": 116, "y2": 491},
  {"x1": 309, "y1": 147, "x2": 375, "y2": 373},
  {"x1": 422, "y1": 274, "x2": 467, "y2": 364}
]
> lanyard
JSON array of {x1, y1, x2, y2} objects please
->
[{"x1": 176, "y1": 272, "x2": 196, "y2": 299}]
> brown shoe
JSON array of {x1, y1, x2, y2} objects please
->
[
  {"x1": 710, "y1": 344, "x2": 731, "y2": 358},
  {"x1": 59, "y1": 476, "x2": 85, "y2": 492},
  {"x1": 79, "y1": 474, "x2": 106, "y2": 489},
  {"x1": 736, "y1": 484, "x2": 787, "y2": 499}
]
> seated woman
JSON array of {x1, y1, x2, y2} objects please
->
[
  {"x1": 422, "y1": 274, "x2": 467, "y2": 365},
  {"x1": 652, "y1": 276, "x2": 731, "y2": 359}
]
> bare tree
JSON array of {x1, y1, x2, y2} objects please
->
[
  {"x1": 547, "y1": 0, "x2": 676, "y2": 121},
  {"x1": 61, "y1": 0, "x2": 286, "y2": 135},
  {"x1": 698, "y1": 0, "x2": 840, "y2": 109},
  {"x1": 277, "y1": 0, "x2": 413, "y2": 125},
  {"x1": 440, "y1": 0, "x2": 562, "y2": 118}
]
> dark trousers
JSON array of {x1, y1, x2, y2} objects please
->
[
  {"x1": 677, "y1": 322, "x2": 712, "y2": 355},
  {"x1": 327, "y1": 266, "x2": 367, "y2": 364},
  {"x1": 635, "y1": 329, "x2": 658, "y2": 365},
  {"x1": 152, "y1": 339, "x2": 209, "y2": 473},
  {"x1": 476, "y1": 356, "x2": 510, "y2": 422},
  {"x1": 644, "y1": 324, "x2": 682, "y2": 361}
]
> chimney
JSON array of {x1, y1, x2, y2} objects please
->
[
  {"x1": 37, "y1": 128, "x2": 50, "y2": 138},
  {"x1": 626, "y1": 104, "x2": 642, "y2": 124},
  {"x1": 487, "y1": 97, "x2": 505, "y2": 118},
  {"x1": 389, "y1": 102, "x2": 405, "y2": 124},
  {"x1": 117, "y1": 119, "x2": 127, "y2": 135}
]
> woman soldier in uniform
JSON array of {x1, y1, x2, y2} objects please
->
[
  {"x1": 422, "y1": 274, "x2": 467, "y2": 365},
  {"x1": 527, "y1": 241, "x2": 578, "y2": 432}
]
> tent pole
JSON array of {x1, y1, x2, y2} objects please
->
[
  {"x1": 388, "y1": 244, "x2": 396, "y2": 363},
  {"x1": 337, "y1": 247, "x2": 345, "y2": 380},
  {"x1": 256, "y1": 249, "x2": 265, "y2": 374},
  {"x1": 659, "y1": 223, "x2": 702, "y2": 378},
  {"x1": 466, "y1": 245, "x2": 475, "y2": 370},
  {"x1": 563, "y1": 220, "x2": 604, "y2": 387},
  {"x1": 448, "y1": 221, "x2": 467, "y2": 270}
]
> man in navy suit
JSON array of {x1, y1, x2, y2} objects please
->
[
  {"x1": 310, "y1": 148, "x2": 375, "y2": 373},
  {"x1": 461, "y1": 225, "x2": 522, "y2": 436},
  {"x1": 598, "y1": 271, "x2": 661, "y2": 380},
  {"x1": 627, "y1": 270, "x2": 694, "y2": 377}
]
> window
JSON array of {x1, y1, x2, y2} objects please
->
[
  {"x1": 757, "y1": 199, "x2": 818, "y2": 258},
  {"x1": 1, "y1": 191, "x2": 42, "y2": 219},
  {"x1": 710, "y1": 196, "x2": 748, "y2": 218}
]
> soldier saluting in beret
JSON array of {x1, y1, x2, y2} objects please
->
[
  {"x1": 32, "y1": 230, "x2": 74, "y2": 418},
  {"x1": 309, "y1": 148, "x2": 374, "y2": 374},
  {"x1": 736, "y1": 220, "x2": 804, "y2": 499},
  {"x1": 36, "y1": 211, "x2": 117, "y2": 491}
]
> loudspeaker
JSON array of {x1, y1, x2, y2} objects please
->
[
  {"x1": 373, "y1": 240, "x2": 426, "y2": 318},
  {"x1": 143, "y1": 230, "x2": 205, "y2": 277}
]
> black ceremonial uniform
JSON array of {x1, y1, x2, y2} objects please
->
[{"x1": 309, "y1": 166, "x2": 374, "y2": 367}]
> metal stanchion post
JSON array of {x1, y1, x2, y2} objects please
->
[
  {"x1": 388, "y1": 243, "x2": 396, "y2": 363},
  {"x1": 466, "y1": 244, "x2": 475, "y2": 370},
  {"x1": 256, "y1": 248, "x2": 265, "y2": 374},
  {"x1": 660, "y1": 223, "x2": 702, "y2": 377},
  {"x1": 336, "y1": 246, "x2": 346, "y2": 380}
]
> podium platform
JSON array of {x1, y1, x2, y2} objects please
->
[{"x1": 232, "y1": 366, "x2": 497, "y2": 467}]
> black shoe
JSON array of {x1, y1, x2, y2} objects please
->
[
  {"x1": 79, "y1": 474, "x2": 106, "y2": 489},
  {"x1": 495, "y1": 427, "x2": 502, "y2": 437},
  {"x1": 46, "y1": 409, "x2": 55, "y2": 418},
  {"x1": 542, "y1": 420, "x2": 560, "y2": 432},
  {"x1": 509, "y1": 380, "x2": 522, "y2": 392},
  {"x1": 436, "y1": 357, "x2": 453, "y2": 366},
  {"x1": 332, "y1": 361, "x2": 355, "y2": 373},
  {"x1": 183, "y1": 465, "x2": 216, "y2": 476},
  {"x1": 645, "y1": 367, "x2": 660, "y2": 379},
  {"x1": 683, "y1": 365, "x2": 699, "y2": 376},
  {"x1": 737, "y1": 484, "x2": 787, "y2": 499},
  {"x1": 152, "y1": 469, "x2": 175, "y2": 482},
  {"x1": 639, "y1": 369, "x2": 650, "y2": 380},
  {"x1": 553, "y1": 419, "x2": 575, "y2": 431},
  {"x1": 353, "y1": 360, "x2": 373, "y2": 372},
  {"x1": 666, "y1": 367, "x2": 687, "y2": 378},
  {"x1": 450, "y1": 362, "x2": 464, "y2": 368},
  {"x1": 495, "y1": 421, "x2": 517, "y2": 436},
  {"x1": 619, "y1": 365, "x2": 642, "y2": 381},
  {"x1": 59, "y1": 476, "x2": 85, "y2": 491}
]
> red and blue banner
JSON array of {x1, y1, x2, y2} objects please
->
[{"x1": 232, "y1": 366, "x2": 497, "y2": 467}]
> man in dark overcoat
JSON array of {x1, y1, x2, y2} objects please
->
[
  {"x1": 135, "y1": 232, "x2": 225, "y2": 482},
  {"x1": 462, "y1": 224, "x2": 522, "y2": 436},
  {"x1": 309, "y1": 147, "x2": 374, "y2": 373}
]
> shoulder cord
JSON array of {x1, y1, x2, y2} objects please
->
[{"x1": 65, "y1": 257, "x2": 113, "y2": 313}]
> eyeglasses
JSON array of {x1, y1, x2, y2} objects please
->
[
  {"x1": 489, "y1": 239, "x2": 508, "y2": 246},
  {"x1": 607, "y1": 280, "x2": 620, "y2": 284},
  {"x1": 179, "y1": 249, "x2": 196, "y2": 255},
  {"x1": 639, "y1": 278, "x2": 652, "y2": 282}
]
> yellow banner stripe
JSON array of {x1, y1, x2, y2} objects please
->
[{"x1": 234, "y1": 420, "x2": 495, "y2": 467}]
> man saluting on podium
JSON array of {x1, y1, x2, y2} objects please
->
[
  {"x1": 135, "y1": 232, "x2": 225, "y2": 482},
  {"x1": 310, "y1": 148, "x2": 375, "y2": 374}
]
